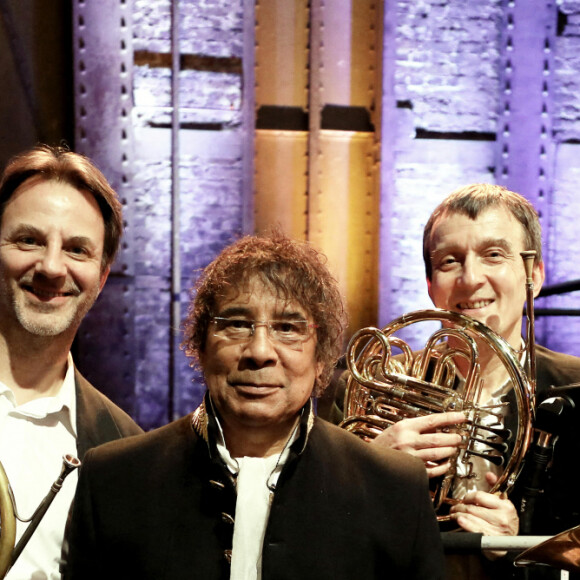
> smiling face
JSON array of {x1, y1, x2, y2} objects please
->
[
  {"x1": 426, "y1": 206, "x2": 544, "y2": 349},
  {"x1": 200, "y1": 276, "x2": 322, "y2": 454},
  {"x1": 0, "y1": 177, "x2": 109, "y2": 340}
]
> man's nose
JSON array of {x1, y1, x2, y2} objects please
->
[
  {"x1": 36, "y1": 245, "x2": 67, "y2": 278},
  {"x1": 459, "y1": 255, "x2": 484, "y2": 287},
  {"x1": 242, "y1": 324, "x2": 278, "y2": 365}
]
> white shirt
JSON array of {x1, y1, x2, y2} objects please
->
[
  {"x1": 215, "y1": 418, "x2": 298, "y2": 580},
  {"x1": 0, "y1": 354, "x2": 78, "y2": 580}
]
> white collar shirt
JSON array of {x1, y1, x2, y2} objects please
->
[
  {"x1": 0, "y1": 354, "x2": 78, "y2": 580},
  {"x1": 214, "y1": 416, "x2": 298, "y2": 580}
]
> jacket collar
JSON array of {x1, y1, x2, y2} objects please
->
[
  {"x1": 191, "y1": 391, "x2": 314, "y2": 459},
  {"x1": 74, "y1": 368, "x2": 123, "y2": 460}
]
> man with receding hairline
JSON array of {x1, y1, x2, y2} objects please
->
[{"x1": 0, "y1": 145, "x2": 142, "y2": 579}]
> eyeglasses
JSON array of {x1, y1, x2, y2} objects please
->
[{"x1": 210, "y1": 317, "x2": 317, "y2": 350}]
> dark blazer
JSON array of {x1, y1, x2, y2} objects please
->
[
  {"x1": 74, "y1": 368, "x2": 143, "y2": 460},
  {"x1": 64, "y1": 400, "x2": 445, "y2": 580},
  {"x1": 515, "y1": 345, "x2": 580, "y2": 535}
]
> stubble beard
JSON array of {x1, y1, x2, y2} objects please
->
[{"x1": 6, "y1": 282, "x2": 99, "y2": 338}]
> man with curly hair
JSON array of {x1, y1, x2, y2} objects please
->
[{"x1": 64, "y1": 232, "x2": 444, "y2": 580}]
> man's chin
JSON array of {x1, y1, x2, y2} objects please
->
[
  {"x1": 15, "y1": 310, "x2": 80, "y2": 338},
  {"x1": 19, "y1": 320, "x2": 71, "y2": 337}
]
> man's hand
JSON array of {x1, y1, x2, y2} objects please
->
[
  {"x1": 371, "y1": 411, "x2": 466, "y2": 478},
  {"x1": 449, "y1": 472, "x2": 519, "y2": 559},
  {"x1": 449, "y1": 472, "x2": 519, "y2": 536}
]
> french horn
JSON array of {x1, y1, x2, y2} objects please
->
[
  {"x1": 0, "y1": 455, "x2": 80, "y2": 578},
  {"x1": 341, "y1": 252, "x2": 537, "y2": 520}
]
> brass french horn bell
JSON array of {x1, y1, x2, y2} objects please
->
[
  {"x1": 0, "y1": 462, "x2": 16, "y2": 579},
  {"x1": 341, "y1": 251, "x2": 537, "y2": 520},
  {"x1": 515, "y1": 524, "x2": 580, "y2": 573}
]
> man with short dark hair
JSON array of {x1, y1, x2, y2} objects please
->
[
  {"x1": 0, "y1": 145, "x2": 142, "y2": 579},
  {"x1": 337, "y1": 184, "x2": 580, "y2": 578},
  {"x1": 64, "y1": 232, "x2": 444, "y2": 580}
]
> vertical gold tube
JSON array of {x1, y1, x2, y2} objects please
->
[{"x1": 521, "y1": 250, "x2": 537, "y2": 412}]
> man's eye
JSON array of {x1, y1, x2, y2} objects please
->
[
  {"x1": 16, "y1": 237, "x2": 40, "y2": 247},
  {"x1": 436, "y1": 256, "x2": 458, "y2": 270},
  {"x1": 69, "y1": 247, "x2": 89, "y2": 257},
  {"x1": 485, "y1": 250, "x2": 505, "y2": 261},
  {"x1": 272, "y1": 321, "x2": 305, "y2": 336},
  {"x1": 274, "y1": 322, "x2": 296, "y2": 333},
  {"x1": 224, "y1": 319, "x2": 252, "y2": 330}
]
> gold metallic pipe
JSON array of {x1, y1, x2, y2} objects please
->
[
  {"x1": 0, "y1": 462, "x2": 16, "y2": 579},
  {"x1": 0, "y1": 455, "x2": 80, "y2": 579},
  {"x1": 521, "y1": 250, "x2": 537, "y2": 412}
]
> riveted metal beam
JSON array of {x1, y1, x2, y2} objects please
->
[
  {"x1": 495, "y1": 0, "x2": 557, "y2": 345},
  {"x1": 308, "y1": 0, "x2": 382, "y2": 335},
  {"x1": 496, "y1": 0, "x2": 556, "y2": 232},
  {"x1": 254, "y1": 0, "x2": 310, "y2": 239},
  {"x1": 73, "y1": 0, "x2": 136, "y2": 411}
]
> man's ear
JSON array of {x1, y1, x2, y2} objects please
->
[
  {"x1": 98, "y1": 265, "x2": 111, "y2": 295},
  {"x1": 314, "y1": 360, "x2": 325, "y2": 393},
  {"x1": 532, "y1": 261, "x2": 545, "y2": 299}
]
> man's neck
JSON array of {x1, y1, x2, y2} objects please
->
[
  {"x1": 222, "y1": 417, "x2": 300, "y2": 459},
  {"x1": 0, "y1": 330, "x2": 72, "y2": 405}
]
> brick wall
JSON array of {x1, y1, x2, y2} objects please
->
[
  {"x1": 130, "y1": 0, "x2": 244, "y2": 427},
  {"x1": 387, "y1": 0, "x2": 580, "y2": 358},
  {"x1": 76, "y1": 0, "x2": 580, "y2": 427}
]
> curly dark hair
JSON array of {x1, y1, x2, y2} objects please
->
[
  {"x1": 0, "y1": 144, "x2": 122, "y2": 270},
  {"x1": 182, "y1": 232, "x2": 347, "y2": 395},
  {"x1": 423, "y1": 183, "x2": 543, "y2": 280}
]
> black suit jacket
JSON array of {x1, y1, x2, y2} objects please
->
[
  {"x1": 74, "y1": 368, "x2": 143, "y2": 460},
  {"x1": 514, "y1": 345, "x2": 580, "y2": 535},
  {"x1": 64, "y1": 399, "x2": 444, "y2": 580}
]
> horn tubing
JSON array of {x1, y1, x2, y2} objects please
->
[
  {"x1": 342, "y1": 308, "x2": 534, "y2": 519},
  {"x1": 0, "y1": 461, "x2": 16, "y2": 580},
  {"x1": 521, "y1": 250, "x2": 537, "y2": 411},
  {"x1": 9, "y1": 455, "x2": 81, "y2": 572}
]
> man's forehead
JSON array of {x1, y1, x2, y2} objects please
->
[
  {"x1": 430, "y1": 206, "x2": 526, "y2": 247},
  {"x1": 215, "y1": 276, "x2": 309, "y2": 317},
  {"x1": 0, "y1": 178, "x2": 106, "y2": 250}
]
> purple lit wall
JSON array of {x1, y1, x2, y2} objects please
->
[
  {"x1": 380, "y1": 0, "x2": 580, "y2": 357},
  {"x1": 72, "y1": 0, "x2": 580, "y2": 430},
  {"x1": 74, "y1": 0, "x2": 245, "y2": 429}
]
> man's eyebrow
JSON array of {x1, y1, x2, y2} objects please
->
[
  {"x1": 216, "y1": 306, "x2": 251, "y2": 318},
  {"x1": 275, "y1": 310, "x2": 309, "y2": 320},
  {"x1": 66, "y1": 235, "x2": 96, "y2": 248},
  {"x1": 481, "y1": 238, "x2": 513, "y2": 251},
  {"x1": 431, "y1": 238, "x2": 513, "y2": 258},
  {"x1": 6, "y1": 226, "x2": 97, "y2": 248},
  {"x1": 6, "y1": 224, "x2": 43, "y2": 237},
  {"x1": 215, "y1": 306, "x2": 308, "y2": 320}
]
